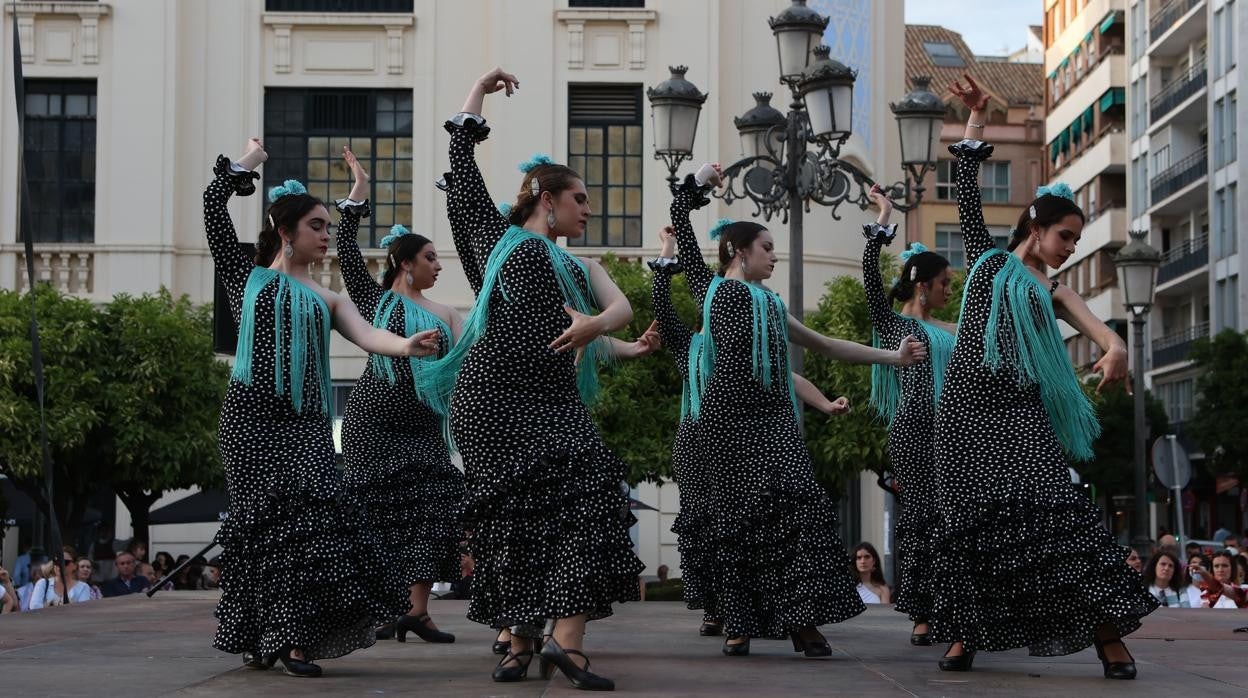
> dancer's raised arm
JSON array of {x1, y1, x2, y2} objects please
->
[
  {"x1": 651, "y1": 226, "x2": 693, "y2": 367},
  {"x1": 862, "y1": 184, "x2": 902, "y2": 340},
  {"x1": 335, "y1": 147, "x2": 383, "y2": 316},
  {"x1": 443, "y1": 67, "x2": 520, "y2": 295},
  {"x1": 669, "y1": 163, "x2": 720, "y2": 302},
  {"x1": 204, "y1": 138, "x2": 265, "y2": 324},
  {"x1": 947, "y1": 74, "x2": 997, "y2": 268}
]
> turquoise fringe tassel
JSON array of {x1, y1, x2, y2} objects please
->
[
  {"x1": 369, "y1": 290, "x2": 454, "y2": 418},
  {"x1": 871, "y1": 318, "x2": 956, "y2": 427},
  {"x1": 413, "y1": 226, "x2": 611, "y2": 449},
  {"x1": 231, "y1": 267, "x2": 333, "y2": 416},
  {"x1": 968, "y1": 248, "x2": 1100, "y2": 461},
  {"x1": 687, "y1": 277, "x2": 798, "y2": 422}
]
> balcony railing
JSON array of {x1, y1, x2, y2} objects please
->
[
  {"x1": 1157, "y1": 233, "x2": 1210, "y2": 284},
  {"x1": 1149, "y1": 0, "x2": 1203, "y2": 44},
  {"x1": 8, "y1": 245, "x2": 94, "y2": 296},
  {"x1": 264, "y1": 0, "x2": 414, "y2": 11},
  {"x1": 1150, "y1": 59, "x2": 1207, "y2": 123},
  {"x1": 1150, "y1": 146, "x2": 1208, "y2": 203},
  {"x1": 1151, "y1": 321, "x2": 1210, "y2": 367}
]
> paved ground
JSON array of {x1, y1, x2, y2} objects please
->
[{"x1": 1, "y1": 593, "x2": 1246, "y2": 696}]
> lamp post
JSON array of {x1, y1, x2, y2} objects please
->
[
  {"x1": 645, "y1": 0, "x2": 942, "y2": 372},
  {"x1": 1114, "y1": 229, "x2": 1162, "y2": 559}
]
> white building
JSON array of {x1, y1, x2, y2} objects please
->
[{"x1": 1, "y1": 0, "x2": 908, "y2": 577}]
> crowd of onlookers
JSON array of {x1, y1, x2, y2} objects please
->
[
  {"x1": 1, "y1": 537, "x2": 222, "y2": 614},
  {"x1": 1129, "y1": 530, "x2": 1248, "y2": 609}
]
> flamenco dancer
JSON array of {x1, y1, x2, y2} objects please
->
[
  {"x1": 204, "y1": 138, "x2": 440, "y2": 677},
  {"x1": 429, "y1": 68, "x2": 658, "y2": 691},
  {"x1": 928, "y1": 76, "x2": 1157, "y2": 677},
  {"x1": 861, "y1": 184, "x2": 956, "y2": 645},
  {"x1": 668, "y1": 162, "x2": 925, "y2": 658},
  {"x1": 333, "y1": 147, "x2": 467, "y2": 645},
  {"x1": 649, "y1": 226, "x2": 849, "y2": 638}
]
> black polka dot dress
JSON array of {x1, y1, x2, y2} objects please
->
[
  {"x1": 927, "y1": 140, "x2": 1158, "y2": 656},
  {"x1": 861, "y1": 233, "x2": 946, "y2": 624},
  {"x1": 651, "y1": 262, "x2": 715, "y2": 618},
  {"x1": 669, "y1": 176, "x2": 864, "y2": 639},
  {"x1": 441, "y1": 115, "x2": 643, "y2": 637},
  {"x1": 335, "y1": 205, "x2": 465, "y2": 591},
  {"x1": 203, "y1": 157, "x2": 407, "y2": 661}
]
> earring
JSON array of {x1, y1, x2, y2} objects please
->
[
  {"x1": 546, "y1": 210, "x2": 557, "y2": 230},
  {"x1": 283, "y1": 242, "x2": 293, "y2": 259},
  {"x1": 920, "y1": 292, "x2": 928, "y2": 306},
  {"x1": 725, "y1": 242, "x2": 736, "y2": 258},
  {"x1": 404, "y1": 271, "x2": 414, "y2": 286}
]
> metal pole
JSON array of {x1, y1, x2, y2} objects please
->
[
  {"x1": 786, "y1": 92, "x2": 805, "y2": 375},
  {"x1": 1169, "y1": 434, "x2": 1187, "y2": 564},
  {"x1": 1131, "y1": 313, "x2": 1151, "y2": 558}
]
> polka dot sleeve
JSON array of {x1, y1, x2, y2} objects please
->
[
  {"x1": 949, "y1": 139, "x2": 997, "y2": 268},
  {"x1": 443, "y1": 115, "x2": 510, "y2": 297},
  {"x1": 203, "y1": 155, "x2": 259, "y2": 325},
  {"x1": 334, "y1": 200, "x2": 384, "y2": 319},
  {"x1": 861, "y1": 229, "x2": 902, "y2": 344},
  {"x1": 669, "y1": 174, "x2": 715, "y2": 304},
  {"x1": 651, "y1": 265, "x2": 692, "y2": 377}
]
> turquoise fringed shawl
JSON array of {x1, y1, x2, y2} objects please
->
[
  {"x1": 870, "y1": 317, "x2": 956, "y2": 427},
  {"x1": 686, "y1": 276, "x2": 798, "y2": 422},
  {"x1": 414, "y1": 225, "x2": 610, "y2": 432},
  {"x1": 370, "y1": 290, "x2": 454, "y2": 413},
  {"x1": 965, "y1": 248, "x2": 1100, "y2": 461},
  {"x1": 231, "y1": 267, "x2": 333, "y2": 416}
]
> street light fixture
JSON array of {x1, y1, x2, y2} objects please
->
[
  {"x1": 647, "y1": 65, "x2": 709, "y2": 188},
  {"x1": 1113, "y1": 228, "x2": 1162, "y2": 559},
  {"x1": 645, "y1": 0, "x2": 941, "y2": 374}
]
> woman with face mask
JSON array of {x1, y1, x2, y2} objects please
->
[
  {"x1": 332, "y1": 147, "x2": 467, "y2": 647},
  {"x1": 861, "y1": 185, "x2": 956, "y2": 647},
  {"x1": 426, "y1": 67, "x2": 661, "y2": 691},
  {"x1": 667, "y1": 161, "x2": 924, "y2": 660},
  {"x1": 203, "y1": 139, "x2": 441, "y2": 679},
  {"x1": 927, "y1": 75, "x2": 1157, "y2": 679}
]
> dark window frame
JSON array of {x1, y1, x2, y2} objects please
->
[
  {"x1": 20, "y1": 79, "x2": 97, "y2": 244},
  {"x1": 265, "y1": 0, "x2": 414, "y2": 12},
  {"x1": 567, "y1": 84, "x2": 645, "y2": 248}
]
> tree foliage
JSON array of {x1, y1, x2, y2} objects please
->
[
  {"x1": 1077, "y1": 380, "x2": 1170, "y2": 497},
  {"x1": 1189, "y1": 329, "x2": 1248, "y2": 480}
]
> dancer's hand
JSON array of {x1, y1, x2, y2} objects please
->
[
  {"x1": 343, "y1": 147, "x2": 370, "y2": 201},
  {"x1": 477, "y1": 67, "x2": 520, "y2": 97},
  {"x1": 404, "y1": 329, "x2": 442, "y2": 357},
  {"x1": 658, "y1": 226, "x2": 677, "y2": 258},
  {"x1": 1091, "y1": 345, "x2": 1128, "y2": 392},
  {"x1": 695, "y1": 162, "x2": 724, "y2": 188},
  {"x1": 236, "y1": 137, "x2": 267, "y2": 171},
  {"x1": 895, "y1": 335, "x2": 928, "y2": 366},
  {"x1": 818, "y1": 396, "x2": 851, "y2": 416},
  {"x1": 631, "y1": 320, "x2": 662, "y2": 357},
  {"x1": 551, "y1": 306, "x2": 605, "y2": 353},
  {"x1": 867, "y1": 184, "x2": 892, "y2": 226},
  {"x1": 949, "y1": 74, "x2": 988, "y2": 112}
]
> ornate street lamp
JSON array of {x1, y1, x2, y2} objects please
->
[
  {"x1": 769, "y1": 0, "x2": 829, "y2": 85},
  {"x1": 889, "y1": 76, "x2": 946, "y2": 207},
  {"x1": 798, "y1": 45, "x2": 856, "y2": 146},
  {"x1": 1114, "y1": 229, "x2": 1162, "y2": 559},
  {"x1": 647, "y1": 65, "x2": 709, "y2": 187},
  {"x1": 734, "y1": 92, "x2": 786, "y2": 165}
]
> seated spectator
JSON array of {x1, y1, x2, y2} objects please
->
[
  {"x1": 124, "y1": 538, "x2": 148, "y2": 565},
  {"x1": 12, "y1": 545, "x2": 39, "y2": 589},
  {"x1": 16, "y1": 553, "x2": 47, "y2": 611},
  {"x1": 1125, "y1": 547, "x2": 1143, "y2": 573},
  {"x1": 100, "y1": 551, "x2": 149, "y2": 597},
  {"x1": 1194, "y1": 551, "x2": 1248, "y2": 609},
  {"x1": 175, "y1": 556, "x2": 207, "y2": 590},
  {"x1": 657, "y1": 564, "x2": 670, "y2": 584},
  {"x1": 1143, "y1": 551, "x2": 1200, "y2": 607},
  {"x1": 151, "y1": 551, "x2": 175, "y2": 581},
  {"x1": 29, "y1": 560, "x2": 66, "y2": 610},
  {"x1": 203, "y1": 558, "x2": 222, "y2": 590},
  {"x1": 853, "y1": 542, "x2": 891, "y2": 604},
  {"x1": 75, "y1": 558, "x2": 102, "y2": 601},
  {"x1": 1, "y1": 566, "x2": 19, "y2": 613}
]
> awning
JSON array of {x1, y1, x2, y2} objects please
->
[
  {"x1": 1059, "y1": 56, "x2": 1070, "y2": 69},
  {"x1": 1082, "y1": 106, "x2": 1095, "y2": 133},
  {"x1": 1048, "y1": 69, "x2": 1058, "y2": 80},
  {"x1": 1050, "y1": 140, "x2": 1061, "y2": 163},
  {"x1": 1070, "y1": 116, "x2": 1083, "y2": 141},
  {"x1": 1085, "y1": 31, "x2": 1094, "y2": 43},
  {"x1": 1059, "y1": 130, "x2": 1070, "y2": 152},
  {"x1": 1099, "y1": 86, "x2": 1126, "y2": 111},
  {"x1": 149, "y1": 489, "x2": 229, "y2": 525},
  {"x1": 1100, "y1": 10, "x2": 1121, "y2": 33}
]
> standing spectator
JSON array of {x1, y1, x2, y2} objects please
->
[
  {"x1": 1194, "y1": 551, "x2": 1247, "y2": 609},
  {"x1": 1, "y1": 566, "x2": 19, "y2": 613},
  {"x1": 1125, "y1": 548, "x2": 1143, "y2": 573},
  {"x1": 853, "y1": 542, "x2": 892, "y2": 604},
  {"x1": 1222, "y1": 536, "x2": 1240, "y2": 556},
  {"x1": 75, "y1": 558, "x2": 103, "y2": 601},
  {"x1": 1143, "y1": 552, "x2": 1200, "y2": 607},
  {"x1": 1184, "y1": 542, "x2": 1202, "y2": 562},
  {"x1": 100, "y1": 551, "x2": 149, "y2": 597},
  {"x1": 125, "y1": 538, "x2": 148, "y2": 564},
  {"x1": 1187, "y1": 553, "x2": 1208, "y2": 586},
  {"x1": 1157, "y1": 534, "x2": 1178, "y2": 555}
]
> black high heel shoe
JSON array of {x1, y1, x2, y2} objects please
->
[
  {"x1": 1093, "y1": 637, "x2": 1137, "y2": 680},
  {"x1": 275, "y1": 648, "x2": 322, "y2": 678},
  {"x1": 789, "y1": 629, "x2": 833, "y2": 658},
  {"x1": 241, "y1": 651, "x2": 272, "y2": 670},
  {"x1": 721, "y1": 636, "x2": 751, "y2": 657},
  {"x1": 539, "y1": 636, "x2": 614, "y2": 691},
  {"x1": 938, "y1": 644, "x2": 975, "y2": 672},
  {"x1": 396, "y1": 613, "x2": 455, "y2": 643},
  {"x1": 375, "y1": 619, "x2": 397, "y2": 641},
  {"x1": 910, "y1": 621, "x2": 932, "y2": 646},
  {"x1": 699, "y1": 617, "x2": 724, "y2": 636},
  {"x1": 492, "y1": 632, "x2": 512, "y2": 655},
  {"x1": 492, "y1": 649, "x2": 534, "y2": 682}
]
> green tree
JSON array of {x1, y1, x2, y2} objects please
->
[
  {"x1": 0, "y1": 285, "x2": 108, "y2": 543},
  {"x1": 98, "y1": 290, "x2": 228, "y2": 544},
  {"x1": 1076, "y1": 381, "x2": 1170, "y2": 497},
  {"x1": 1189, "y1": 329, "x2": 1248, "y2": 480}
]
